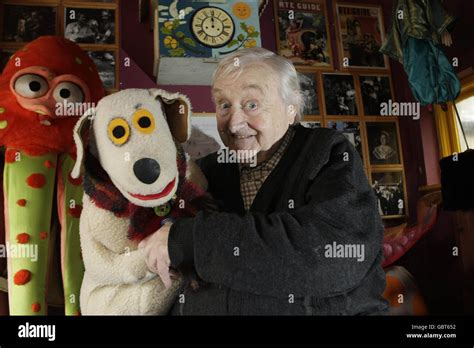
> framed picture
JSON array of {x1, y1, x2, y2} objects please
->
[
  {"x1": 301, "y1": 120, "x2": 321, "y2": 129},
  {"x1": 182, "y1": 113, "x2": 223, "y2": 160},
  {"x1": 87, "y1": 50, "x2": 116, "y2": 89},
  {"x1": 335, "y1": 3, "x2": 389, "y2": 69},
  {"x1": 359, "y1": 75, "x2": 393, "y2": 116},
  {"x1": 371, "y1": 171, "x2": 406, "y2": 218},
  {"x1": 275, "y1": 0, "x2": 332, "y2": 69},
  {"x1": 366, "y1": 122, "x2": 401, "y2": 165},
  {"x1": 64, "y1": 7, "x2": 116, "y2": 45},
  {"x1": 298, "y1": 72, "x2": 320, "y2": 115},
  {"x1": 327, "y1": 121, "x2": 363, "y2": 160},
  {"x1": 0, "y1": 49, "x2": 14, "y2": 73},
  {"x1": 322, "y1": 73, "x2": 358, "y2": 116},
  {"x1": 1, "y1": 4, "x2": 57, "y2": 43}
]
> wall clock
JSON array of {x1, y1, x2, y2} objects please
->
[{"x1": 190, "y1": 6, "x2": 235, "y2": 48}]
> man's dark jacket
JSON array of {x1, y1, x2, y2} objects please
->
[{"x1": 168, "y1": 125, "x2": 388, "y2": 315}]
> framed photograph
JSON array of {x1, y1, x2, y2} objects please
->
[
  {"x1": 327, "y1": 121, "x2": 363, "y2": 160},
  {"x1": 1, "y1": 4, "x2": 57, "y2": 43},
  {"x1": 182, "y1": 113, "x2": 223, "y2": 160},
  {"x1": 335, "y1": 3, "x2": 388, "y2": 69},
  {"x1": 301, "y1": 121, "x2": 321, "y2": 129},
  {"x1": 275, "y1": 0, "x2": 332, "y2": 69},
  {"x1": 322, "y1": 73, "x2": 358, "y2": 116},
  {"x1": 359, "y1": 75, "x2": 393, "y2": 116},
  {"x1": 298, "y1": 72, "x2": 320, "y2": 115},
  {"x1": 0, "y1": 49, "x2": 14, "y2": 73},
  {"x1": 371, "y1": 171, "x2": 406, "y2": 217},
  {"x1": 366, "y1": 122, "x2": 401, "y2": 165},
  {"x1": 64, "y1": 7, "x2": 116, "y2": 45},
  {"x1": 87, "y1": 50, "x2": 116, "y2": 89}
]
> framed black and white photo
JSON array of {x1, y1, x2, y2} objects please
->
[
  {"x1": 371, "y1": 171, "x2": 406, "y2": 217},
  {"x1": 301, "y1": 120, "x2": 321, "y2": 129},
  {"x1": 87, "y1": 50, "x2": 116, "y2": 89},
  {"x1": 366, "y1": 122, "x2": 401, "y2": 165},
  {"x1": 327, "y1": 121, "x2": 363, "y2": 160},
  {"x1": 1, "y1": 4, "x2": 57, "y2": 43},
  {"x1": 323, "y1": 73, "x2": 358, "y2": 116},
  {"x1": 64, "y1": 7, "x2": 116, "y2": 45},
  {"x1": 298, "y1": 72, "x2": 320, "y2": 115},
  {"x1": 360, "y1": 75, "x2": 393, "y2": 116}
]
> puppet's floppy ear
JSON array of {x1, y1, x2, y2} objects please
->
[
  {"x1": 149, "y1": 89, "x2": 192, "y2": 143},
  {"x1": 71, "y1": 107, "x2": 96, "y2": 179}
]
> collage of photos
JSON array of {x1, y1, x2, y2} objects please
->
[
  {"x1": 293, "y1": 1, "x2": 404, "y2": 218},
  {"x1": 0, "y1": 1, "x2": 118, "y2": 91}
]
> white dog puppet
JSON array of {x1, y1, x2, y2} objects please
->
[{"x1": 71, "y1": 89, "x2": 208, "y2": 315}]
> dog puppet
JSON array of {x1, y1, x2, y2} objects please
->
[{"x1": 71, "y1": 89, "x2": 208, "y2": 315}]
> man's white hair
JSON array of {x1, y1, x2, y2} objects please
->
[{"x1": 212, "y1": 47, "x2": 305, "y2": 122}]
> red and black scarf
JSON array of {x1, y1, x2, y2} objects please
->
[{"x1": 83, "y1": 144, "x2": 209, "y2": 242}]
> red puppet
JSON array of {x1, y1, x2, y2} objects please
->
[{"x1": 0, "y1": 36, "x2": 104, "y2": 315}]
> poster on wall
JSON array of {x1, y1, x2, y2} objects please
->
[
  {"x1": 157, "y1": 0, "x2": 262, "y2": 59},
  {"x1": 327, "y1": 121, "x2": 363, "y2": 161},
  {"x1": 335, "y1": 3, "x2": 388, "y2": 69},
  {"x1": 366, "y1": 122, "x2": 401, "y2": 165},
  {"x1": 275, "y1": 0, "x2": 332, "y2": 69},
  {"x1": 298, "y1": 72, "x2": 320, "y2": 115},
  {"x1": 359, "y1": 75, "x2": 393, "y2": 115}
]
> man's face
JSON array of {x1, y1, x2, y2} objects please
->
[{"x1": 212, "y1": 64, "x2": 294, "y2": 155}]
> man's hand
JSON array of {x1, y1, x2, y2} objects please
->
[{"x1": 138, "y1": 222, "x2": 173, "y2": 288}]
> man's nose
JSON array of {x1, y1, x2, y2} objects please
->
[
  {"x1": 133, "y1": 158, "x2": 161, "y2": 184},
  {"x1": 227, "y1": 106, "x2": 247, "y2": 133}
]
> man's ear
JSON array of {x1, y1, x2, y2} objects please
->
[
  {"x1": 149, "y1": 89, "x2": 192, "y2": 143},
  {"x1": 71, "y1": 107, "x2": 96, "y2": 179}
]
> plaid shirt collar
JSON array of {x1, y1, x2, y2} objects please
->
[{"x1": 238, "y1": 126, "x2": 295, "y2": 210}]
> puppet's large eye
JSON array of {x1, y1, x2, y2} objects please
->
[
  {"x1": 108, "y1": 118, "x2": 130, "y2": 146},
  {"x1": 14, "y1": 74, "x2": 48, "y2": 99},
  {"x1": 53, "y1": 82, "x2": 84, "y2": 104},
  {"x1": 132, "y1": 109, "x2": 155, "y2": 134}
]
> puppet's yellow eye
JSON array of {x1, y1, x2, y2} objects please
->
[
  {"x1": 133, "y1": 109, "x2": 155, "y2": 134},
  {"x1": 108, "y1": 118, "x2": 130, "y2": 145}
]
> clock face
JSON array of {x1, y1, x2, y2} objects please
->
[{"x1": 191, "y1": 7, "x2": 235, "y2": 48}]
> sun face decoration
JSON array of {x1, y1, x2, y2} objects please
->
[{"x1": 232, "y1": 2, "x2": 252, "y2": 20}]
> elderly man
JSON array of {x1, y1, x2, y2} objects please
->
[{"x1": 140, "y1": 48, "x2": 388, "y2": 315}]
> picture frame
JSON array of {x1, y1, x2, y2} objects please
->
[
  {"x1": 327, "y1": 121, "x2": 363, "y2": 161},
  {"x1": 64, "y1": 6, "x2": 116, "y2": 45},
  {"x1": 334, "y1": 3, "x2": 389, "y2": 70},
  {"x1": 274, "y1": 0, "x2": 333, "y2": 69},
  {"x1": 0, "y1": 3, "x2": 57, "y2": 43},
  {"x1": 359, "y1": 74, "x2": 394, "y2": 116},
  {"x1": 366, "y1": 121, "x2": 401, "y2": 165},
  {"x1": 370, "y1": 170, "x2": 407, "y2": 218},
  {"x1": 298, "y1": 71, "x2": 320, "y2": 116},
  {"x1": 322, "y1": 73, "x2": 359, "y2": 116},
  {"x1": 86, "y1": 49, "x2": 117, "y2": 89}
]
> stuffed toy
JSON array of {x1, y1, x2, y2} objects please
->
[
  {"x1": 71, "y1": 88, "x2": 209, "y2": 315},
  {"x1": 0, "y1": 36, "x2": 105, "y2": 315}
]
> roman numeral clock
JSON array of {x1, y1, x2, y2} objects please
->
[
  {"x1": 191, "y1": 7, "x2": 235, "y2": 48},
  {"x1": 154, "y1": 0, "x2": 262, "y2": 85}
]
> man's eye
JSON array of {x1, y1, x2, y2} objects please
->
[
  {"x1": 218, "y1": 102, "x2": 230, "y2": 110},
  {"x1": 245, "y1": 101, "x2": 258, "y2": 111}
]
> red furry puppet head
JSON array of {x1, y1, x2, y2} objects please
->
[{"x1": 0, "y1": 36, "x2": 105, "y2": 156}]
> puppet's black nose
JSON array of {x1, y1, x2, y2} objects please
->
[{"x1": 133, "y1": 158, "x2": 160, "y2": 184}]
